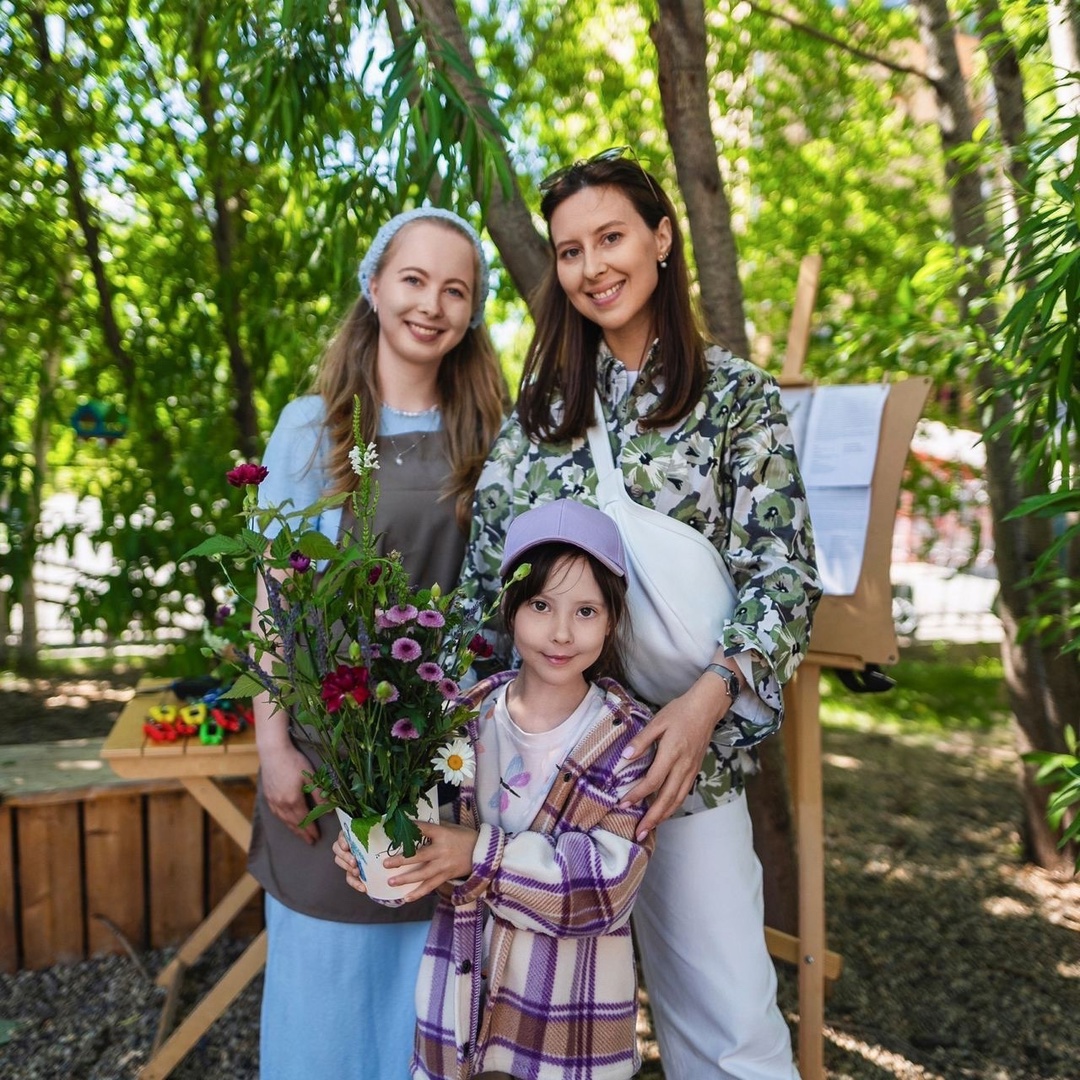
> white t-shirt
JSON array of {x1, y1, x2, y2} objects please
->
[{"x1": 474, "y1": 681, "x2": 607, "y2": 834}]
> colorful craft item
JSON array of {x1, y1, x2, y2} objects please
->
[
  {"x1": 143, "y1": 720, "x2": 178, "y2": 742},
  {"x1": 144, "y1": 681, "x2": 254, "y2": 746},
  {"x1": 199, "y1": 720, "x2": 225, "y2": 746},
  {"x1": 69, "y1": 400, "x2": 128, "y2": 442},
  {"x1": 179, "y1": 702, "x2": 208, "y2": 726}
]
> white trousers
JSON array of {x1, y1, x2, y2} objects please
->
[{"x1": 632, "y1": 792, "x2": 800, "y2": 1080}]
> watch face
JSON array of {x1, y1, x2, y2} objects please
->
[{"x1": 726, "y1": 671, "x2": 740, "y2": 701}]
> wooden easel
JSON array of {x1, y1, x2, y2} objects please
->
[{"x1": 771, "y1": 255, "x2": 931, "y2": 1078}]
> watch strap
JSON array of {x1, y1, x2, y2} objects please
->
[{"x1": 704, "y1": 662, "x2": 741, "y2": 702}]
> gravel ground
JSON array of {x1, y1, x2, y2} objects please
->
[{"x1": 1, "y1": 721, "x2": 1077, "y2": 1079}]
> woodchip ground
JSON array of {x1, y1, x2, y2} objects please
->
[{"x1": 0, "y1": 675, "x2": 1077, "y2": 1079}]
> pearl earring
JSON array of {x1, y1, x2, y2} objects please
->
[{"x1": 659, "y1": 253, "x2": 668, "y2": 269}]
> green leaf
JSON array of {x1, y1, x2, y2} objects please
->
[
  {"x1": 182, "y1": 535, "x2": 247, "y2": 559},
  {"x1": 222, "y1": 673, "x2": 266, "y2": 699},
  {"x1": 349, "y1": 813, "x2": 380, "y2": 851},
  {"x1": 297, "y1": 531, "x2": 339, "y2": 561}
]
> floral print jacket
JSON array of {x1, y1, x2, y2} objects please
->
[{"x1": 460, "y1": 343, "x2": 821, "y2": 807}]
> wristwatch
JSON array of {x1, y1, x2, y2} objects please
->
[{"x1": 704, "y1": 662, "x2": 741, "y2": 705}]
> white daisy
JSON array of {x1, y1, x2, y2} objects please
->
[{"x1": 431, "y1": 738, "x2": 476, "y2": 785}]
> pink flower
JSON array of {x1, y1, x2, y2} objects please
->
[
  {"x1": 226, "y1": 463, "x2": 269, "y2": 487},
  {"x1": 417, "y1": 610, "x2": 445, "y2": 628},
  {"x1": 438, "y1": 678, "x2": 460, "y2": 701},
  {"x1": 375, "y1": 609, "x2": 396, "y2": 630},
  {"x1": 386, "y1": 604, "x2": 418, "y2": 625},
  {"x1": 320, "y1": 664, "x2": 370, "y2": 712},
  {"x1": 391, "y1": 719, "x2": 420, "y2": 740},
  {"x1": 288, "y1": 551, "x2": 312, "y2": 572},
  {"x1": 468, "y1": 633, "x2": 494, "y2": 659},
  {"x1": 417, "y1": 662, "x2": 443, "y2": 682},
  {"x1": 390, "y1": 637, "x2": 421, "y2": 662}
]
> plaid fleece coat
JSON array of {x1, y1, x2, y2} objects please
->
[{"x1": 412, "y1": 671, "x2": 655, "y2": 1080}]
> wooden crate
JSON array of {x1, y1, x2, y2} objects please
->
[{"x1": 0, "y1": 774, "x2": 263, "y2": 973}]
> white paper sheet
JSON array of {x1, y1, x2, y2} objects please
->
[{"x1": 778, "y1": 384, "x2": 889, "y2": 596}]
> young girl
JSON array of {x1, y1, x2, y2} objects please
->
[
  {"x1": 334, "y1": 498, "x2": 655, "y2": 1080},
  {"x1": 461, "y1": 154, "x2": 820, "y2": 1079},
  {"x1": 251, "y1": 207, "x2": 507, "y2": 1079}
]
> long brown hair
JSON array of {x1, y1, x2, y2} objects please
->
[
  {"x1": 517, "y1": 157, "x2": 708, "y2": 442},
  {"x1": 312, "y1": 220, "x2": 508, "y2": 528}
]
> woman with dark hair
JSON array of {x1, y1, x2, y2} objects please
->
[{"x1": 461, "y1": 152, "x2": 821, "y2": 1079}]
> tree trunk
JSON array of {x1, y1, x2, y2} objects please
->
[
  {"x1": 193, "y1": 14, "x2": 260, "y2": 460},
  {"x1": 405, "y1": 0, "x2": 551, "y2": 302},
  {"x1": 1047, "y1": 0, "x2": 1080, "y2": 118},
  {"x1": 652, "y1": 0, "x2": 796, "y2": 929},
  {"x1": 29, "y1": 8, "x2": 138, "y2": 399},
  {"x1": 650, "y1": 0, "x2": 750, "y2": 358},
  {"x1": 916, "y1": 0, "x2": 1080, "y2": 872}
]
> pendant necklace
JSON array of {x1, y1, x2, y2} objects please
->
[{"x1": 386, "y1": 431, "x2": 429, "y2": 465}]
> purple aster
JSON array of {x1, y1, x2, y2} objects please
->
[
  {"x1": 390, "y1": 637, "x2": 422, "y2": 661},
  {"x1": 438, "y1": 678, "x2": 460, "y2": 701},
  {"x1": 386, "y1": 604, "x2": 418, "y2": 625},
  {"x1": 417, "y1": 662, "x2": 443, "y2": 682},
  {"x1": 391, "y1": 718, "x2": 420, "y2": 740},
  {"x1": 417, "y1": 609, "x2": 445, "y2": 628}
]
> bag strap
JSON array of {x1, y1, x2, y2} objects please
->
[{"x1": 586, "y1": 392, "x2": 618, "y2": 482}]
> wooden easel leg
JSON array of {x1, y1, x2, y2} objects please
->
[
  {"x1": 154, "y1": 872, "x2": 262, "y2": 989},
  {"x1": 138, "y1": 930, "x2": 268, "y2": 1080},
  {"x1": 787, "y1": 665, "x2": 826, "y2": 1079}
]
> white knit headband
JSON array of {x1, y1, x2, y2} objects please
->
[{"x1": 356, "y1": 207, "x2": 490, "y2": 329}]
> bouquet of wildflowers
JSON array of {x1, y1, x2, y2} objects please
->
[{"x1": 185, "y1": 402, "x2": 507, "y2": 857}]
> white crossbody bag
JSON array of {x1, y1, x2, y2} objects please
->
[{"x1": 587, "y1": 393, "x2": 738, "y2": 705}]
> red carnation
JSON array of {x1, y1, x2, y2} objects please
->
[
  {"x1": 468, "y1": 633, "x2": 494, "y2": 659},
  {"x1": 226, "y1": 463, "x2": 269, "y2": 488},
  {"x1": 320, "y1": 664, "x2": 371, "y2": 712}
]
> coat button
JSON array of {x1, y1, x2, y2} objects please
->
[
  {"x1": 460, "y1": 959, "x2": 472, "y2": 974},
  {"x1": 562, "y1": 771, "x2": 572, "y2": 782},
  {"x1": 461, "y1": 1041, "x2": 470, "y2": 1056}
]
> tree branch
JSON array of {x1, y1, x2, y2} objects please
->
[
  {"x1": 29, "y1": 8, "x2": 137, "y2": 396},
  {"x1": 746, "y1": 0, "x2": 937, "y2": 87},
  {"x1": 403, "y1": 0, "x2": 551, "y2": 303}
]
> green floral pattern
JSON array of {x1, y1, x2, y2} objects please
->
[{"x1": 462, "y1": 343, "x2": 821, "y2": 806}]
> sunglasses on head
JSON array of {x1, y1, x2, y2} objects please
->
[{"x1": 538, "y1": 145, "x2": 661, "y2": 204}]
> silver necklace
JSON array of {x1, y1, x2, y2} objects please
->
[
  {"x1": 386, "y1": 431, "x2": 429, "y2": 465},
  {"x1": 382, "y1": 402, "x2": 438, "y2": 418}
]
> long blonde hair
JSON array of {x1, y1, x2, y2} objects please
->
[{"x1": 313, "y1": 220, "x2": 508, "y2": 528}]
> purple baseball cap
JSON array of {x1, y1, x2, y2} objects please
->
[{"x1": 499, "y1": 499, "x2": 626, "y2": 578}]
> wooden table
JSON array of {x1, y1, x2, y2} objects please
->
[{"x1": 101, "y1": 679, "x2": 266, "y2": 1080}]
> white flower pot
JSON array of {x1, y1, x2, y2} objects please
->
[{"x1": 335, "y1": 786, "x2": 440, "y2": 907}]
